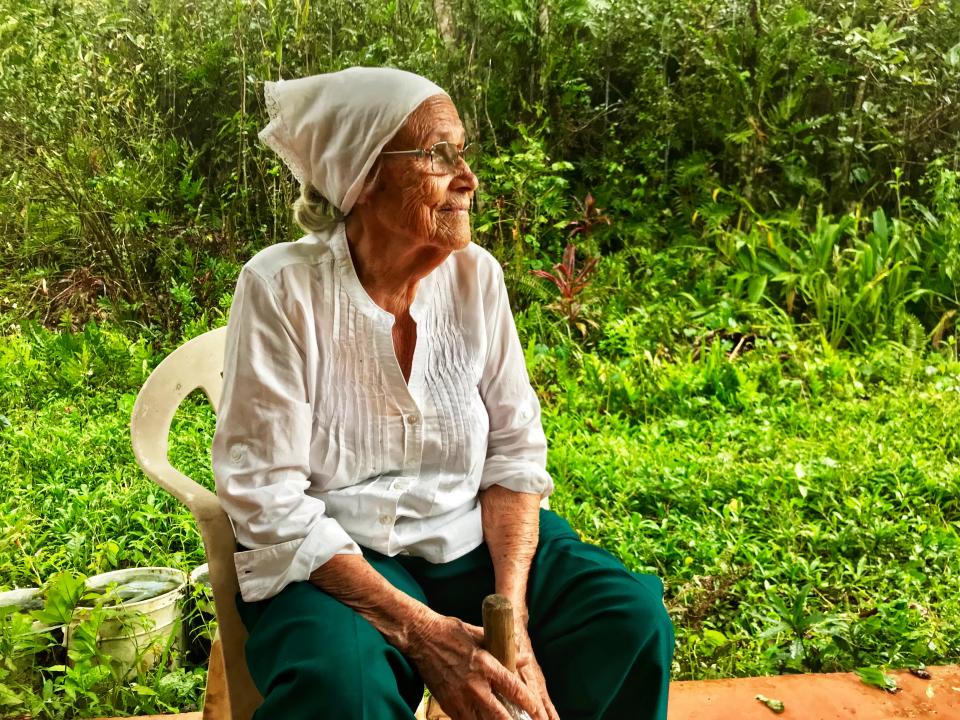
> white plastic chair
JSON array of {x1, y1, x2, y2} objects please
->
[{"x1": 130, "y1": 327, "x2": 259, "y2": 719}]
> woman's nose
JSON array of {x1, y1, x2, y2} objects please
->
[{"x1": 452, "y1": 160, "x2": 478, "y2": 193}]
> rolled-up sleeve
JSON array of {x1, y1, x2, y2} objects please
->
[
  {"x1": 212, "y1": 267, "x2": 360, "y2": 602},
  {"x1": 477, "y1": 263, "x2": 554, "y2": 498}
]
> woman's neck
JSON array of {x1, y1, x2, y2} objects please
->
[{"x1": 344, "y1": 214, "x2": 451, "y2": 316}]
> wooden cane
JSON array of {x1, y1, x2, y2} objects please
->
[
  {"x1": 483, "y1": 594, "x2": 531, "y2": 720},
  {"x1": 483, "y1": 594, "x2": 517, "y2": 672}
]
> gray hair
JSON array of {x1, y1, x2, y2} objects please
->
[
  {"x1": 293, "y1": 162, "x2": 383, "y2": 233},
  {"x1": 293, "y1": 182, "x2": 341, "y2": 233}
]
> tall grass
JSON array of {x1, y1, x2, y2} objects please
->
[{"x1": 0, "y1": 0, "x2": 957, "y2": 348}]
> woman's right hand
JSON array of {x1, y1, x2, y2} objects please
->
[{"x1": 407, "y1": 613, "x2": 543, "y2": 720}]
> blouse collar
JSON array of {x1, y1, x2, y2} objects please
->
[{"x1": 326, "y1": 223, "x2": 437, "y2": 325}]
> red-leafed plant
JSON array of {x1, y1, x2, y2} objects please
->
[
  {"x1": 564, "y1": 193, "x2": 611, "y2": 238},
  {"x1": 530, "y1": 193, "x2": 606, "y2": 335}
]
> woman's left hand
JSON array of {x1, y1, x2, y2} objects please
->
[{"x1": 514, "y1": 612, "x2": 560, "y2": 720}]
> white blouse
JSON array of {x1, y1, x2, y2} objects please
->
[{"x1": 212, "y1": 224, "x2": 553, "y2": 602}]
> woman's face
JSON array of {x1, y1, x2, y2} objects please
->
[{"x1": 361, "y1": 95, "x2": 478, "y2": 252}]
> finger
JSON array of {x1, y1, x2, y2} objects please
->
[
  {"x1": 476, "y1": 691, "x2": 513, "y2": 720},
  {"x1": 514, "y1": 636, "x2": 555, "y2": 720},
  {"x1": 515, "y1": 646, "x2": 535, "y2": 668},
  {"x1": 448, "y1": 704, "x2": 474, "y2": 720},
  {"x1": 520, "y1": 660, "x2": 560, "y2": 720},
  {"x1": 541, "y1": 690, "x2": 560, "y2": 720},
  {"x1": 460, "y1": 672, "x2": 517, "y2": 720},
  {"x1": 518, "y1": 665, "x2": 550, "y2": 720},
  {"x1": 457, "y1": 687, "x2": 505, "y2": 720},
  {"x1": 487, "y1": 660, "x2": 540, "y2": 718}
]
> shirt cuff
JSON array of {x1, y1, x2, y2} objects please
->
[
  {"x1": 235, "y1": 516, "x2": 362, "y2": 602},
  {"x1": 480, "y1": 458, "x2": 554, "y2": 498}
]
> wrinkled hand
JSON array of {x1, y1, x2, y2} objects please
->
[
  {"x1": 408, "y1": 614, "x2": 543, "y2": 720},
  {"x1": 514, "y1": 614, "x2": 560, "y2": 720}
]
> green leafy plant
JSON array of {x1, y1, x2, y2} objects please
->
[{"x1": 473, "y1": 120, "x2": 574, "y2": 264}]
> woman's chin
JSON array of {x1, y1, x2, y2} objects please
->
[
  {"x1": 430, "y1": 223, "x2": 471, "y2": 251},
  {"x1": 449, "y1": 231, "x2": 472, "y2": 250}
]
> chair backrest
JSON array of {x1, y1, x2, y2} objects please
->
[{"x1": 130, "y1": 327, "x2": 261, "y2": 720}]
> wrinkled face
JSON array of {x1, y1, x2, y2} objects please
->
[{"x1": 360, "y1": 95, "x2": 478, "y2": 252}]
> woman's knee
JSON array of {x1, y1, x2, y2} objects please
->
[
  {"x1": 243, "y1": 583, "x2": 423, "y2": 717},
  {"x1": 251, "y1": 620, "x2": 421, "y2": 718},
  {"x1": 255, "y1": 658, "x2": 414, "y2": 719},
  {"x1": 613, "y1": 577, "x2": 675, "y2": 666}
]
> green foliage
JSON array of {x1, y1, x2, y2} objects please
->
[
  {"x1": 0, "y1": 327, "x2": 215, "y2": 716},
  {"x1": 0, "y1": 570, "x2": 206, "y2": 718},
  {"x1": 31, "y1": 575, "x2": 85, "y2": 630},
  {"x1": 1, "y1": 306, "x2": 958, "y2": 712},
  {"x1": 1, "y1": 0, "x2": 957, "y2": 347},
  {"x1": 0, "y1": 322, "x2": 155, "y2": 409},
  {"x1": 537, "y1": 337, "x2": 960, "y2": 679},
  {"x1": 473, "y1": 120, "x2": 575, "y2": 263},
  {"x1": 856, "y1": 666, "x2": 899, "y2": 693},
  {"x1": 589, "y1": 0, "x2": 960, "y2": 213}
]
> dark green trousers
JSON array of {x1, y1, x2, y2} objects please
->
[{"x1": 236, "y1": 509, "x2": 673, "y2": 719}]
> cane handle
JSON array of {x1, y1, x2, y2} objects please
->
[{"x1": 482, "y1": 594, "x2": 517, "y2": 673}]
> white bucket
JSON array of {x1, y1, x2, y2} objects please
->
[
  {"x1": 66, "y1": 567, "x2": 187, "y2": 678},
  {"x1": 0, "y1": 587, "x2": 45, "y2": 622},
  {"x1": 189, "y1": 563, "x2": 211, "y2": 596}
]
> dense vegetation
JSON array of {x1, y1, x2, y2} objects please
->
[{"x1": 1, "y1": 0, "x2": 958, "y2": 717}]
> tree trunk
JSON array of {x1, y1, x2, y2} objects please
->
[{"x1": 433, "y1": 0, "x2": 456, "y2": 48}]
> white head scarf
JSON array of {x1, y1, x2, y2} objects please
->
[{"x1": 258, "y1": 67, "x2": 448, "y2": 215}]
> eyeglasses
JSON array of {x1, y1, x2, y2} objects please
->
[{"x1": 380, "y1": 141, "x2": 475, "y2": 174}]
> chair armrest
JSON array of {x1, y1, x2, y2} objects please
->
[{"x1": 137, "y1": 454, "x2": 227, "y2": 524}]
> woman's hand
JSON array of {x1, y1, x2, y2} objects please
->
[
  {"x1": 407, "y1": 613, "x2": 544, "y2": 720},
  {"x1": 514, "y1": 616, "x2": 560, "y2": 720}
]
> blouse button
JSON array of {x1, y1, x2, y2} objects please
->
[
  {"x1": 407, "y1": 414, "x2": 420, "y2": 425},
  {"x1": 378, "y1": 514, "x2": 392, "y2": 526}
]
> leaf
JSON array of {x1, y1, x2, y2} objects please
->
[
  {"x1": 31, "y1": 572, "x2": 85, "y2": 626},
  {"x1": 856, "y1": 667, "x2": 900, "y2": 693},
  {"x1": 871, "y1": 208, "x2": 888, "y2": 243},
  {"x1": 702, "y1": 629, "x2": 728, "y2": 647},
  {"x1": 748, "y1": 274, "x2": 768, "y2": 303},
  {"x1": 947, "y1": 42, "x2": 960, "y2": 68},
  {"x1": 784, "y1": 5, "x2": 809, "y2": 27},
  {"x1": 755, "y1": 694, "x2": 785, "y2": 713},
  {"x1": 0, "y1": 682, "x2": 23, "y2": 707}
]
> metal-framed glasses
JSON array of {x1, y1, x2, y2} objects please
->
[{"x1": 380, "y1": 141, "x2": 475, "y2": 174}]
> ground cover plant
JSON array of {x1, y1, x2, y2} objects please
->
[
  {"x1": 0, "y1": 0, "x2": 958, "y2": 717},
  {"x1": 1, "y1": 317, "x2": 959, "y2": 716}
]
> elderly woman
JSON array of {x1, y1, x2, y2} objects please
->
[{"x1": 212, "y1": 68, "x2": 672, "y2": 720}]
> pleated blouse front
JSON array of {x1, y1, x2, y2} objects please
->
[{"x1": 212, "y1": 224, "x2": 553, "y2": 602}]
